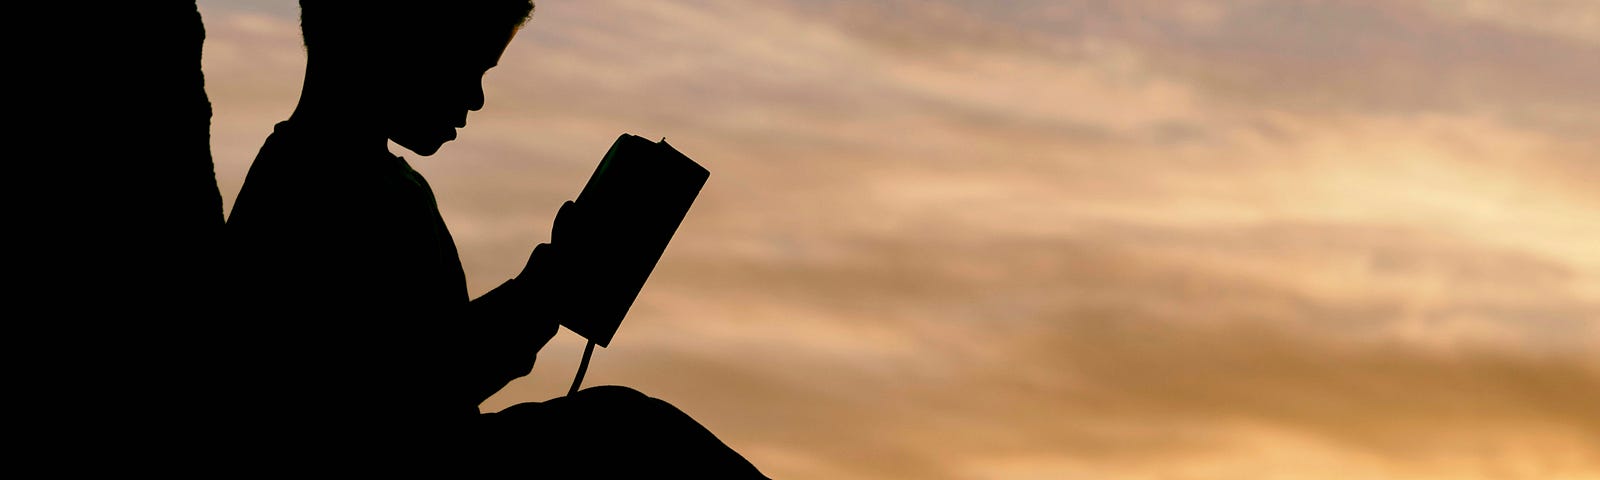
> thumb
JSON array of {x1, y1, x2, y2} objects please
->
[
  {"x1": 551, "y1": 200, "x2": 577, "y2": 244},
  {"x1": 519, "y1": 242, "x2": 555, "y2": 283}
]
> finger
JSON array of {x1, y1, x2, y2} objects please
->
[
  {"x1": 552, "y1": 200, "x2": 575, "y2": 243},
  {"x1": 518, "y1": 242, "x2": 553, "y2": 283},
  {"x1": 527, "y1": 242, "x2": 549, "y2": 266}
]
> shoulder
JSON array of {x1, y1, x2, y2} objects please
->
[{"x1": 229, "y1": 126, "x2": 406, "y2": 230}]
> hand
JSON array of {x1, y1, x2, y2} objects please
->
[
  {"x1": 550, "y1": 199, "x2": 594, "y2": 249},
  {"x1": 514, "y1": 200, "x2": 595, "y2": 321},
  {"x1": 518, "y1": 200, "x2": 589, "y2": 280},
  {"x1": 506, "y1": 242, "x2": 562, "y2": 355}
]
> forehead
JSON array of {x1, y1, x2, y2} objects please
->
[{"x1": 401, "y1": 26, "x2": 516, "y2": 69}]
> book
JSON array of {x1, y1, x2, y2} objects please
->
[{"x1": 559, "y1": 133, "x2": 709, "y2": 347}]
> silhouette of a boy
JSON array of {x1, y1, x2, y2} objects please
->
[{"x1": 225, "y1": 1, "x2": 763, "y2": 475}]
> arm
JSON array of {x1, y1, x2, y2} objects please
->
[
  {"x1": 452, "y1": 244, "x2": 564, "y2": 406},
  {"x1": 444, "y1": 201, "x2": 587, "y2": 407}
]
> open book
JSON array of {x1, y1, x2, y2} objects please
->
[{"x1": 560, "y1": 133, "x2": 709, "y2": 347}]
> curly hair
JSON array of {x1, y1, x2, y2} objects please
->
[{"x1": 299, "y1": 0, "x2": 534, "y2": 56}]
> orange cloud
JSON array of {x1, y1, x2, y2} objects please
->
[{"x1": 198, "y1": 1, "x2": 1600, "y2": 477}]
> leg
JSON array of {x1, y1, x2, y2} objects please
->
[{"x1": 476, "y1": 386, "x2": 766, "y2": 478}]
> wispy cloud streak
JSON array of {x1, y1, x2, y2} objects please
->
[{"x1": 197, "y1": 1, "x2": 1600, "y2": 477}]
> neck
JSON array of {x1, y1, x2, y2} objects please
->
[{"x1": 287, "y1": 59, "x2": 390, "y2": 154}]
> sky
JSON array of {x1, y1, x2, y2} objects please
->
[{"x1": 196, "y1": 1, "x2": 1599, "y2": 478}]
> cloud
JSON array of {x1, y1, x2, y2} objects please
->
[
  {"x1": 1422, "y1": 0, "x2": 1600, "y2": 44},
  {"x1": 515, "y1": 311, "x2": 1600, "y2": 479},
  {"x1": 196, "y1": 0, "x2": 1600, "y2": 478}
]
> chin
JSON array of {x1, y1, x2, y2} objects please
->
[{"x1": 394, "y1": 137, "x2": 446, "y2": 157}]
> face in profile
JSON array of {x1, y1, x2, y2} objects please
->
[{"x1": 384, "y1": 29, "x2": 517, "y2": 156}]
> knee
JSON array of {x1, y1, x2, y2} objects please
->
[
  {"x1": 576, "y1": 385, "x2": 647, "y2": 400},
  {"x1": 573, "y1": 385, "x2": 656, "y2": 411},
  {"x1": 573, "y1": 385, "x2": 682, "y2": 423}
]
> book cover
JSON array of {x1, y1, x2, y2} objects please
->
[{"x1": 561, "y1": 133, "x2": 709, "y2": 347}]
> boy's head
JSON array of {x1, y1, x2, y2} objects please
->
[{"x1": 299, "y1": 0, "x2": 534, "y2": 156}]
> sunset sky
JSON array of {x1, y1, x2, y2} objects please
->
[{"x1": 196, "y1": 1, "x2": 1599, "y2": 478}]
